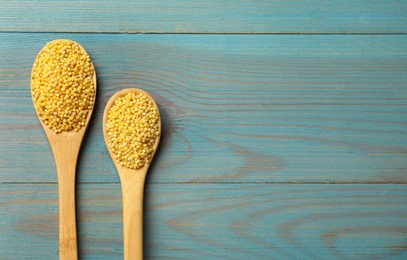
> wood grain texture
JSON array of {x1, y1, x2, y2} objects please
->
[
  {"x1": 1, "y1": 0, "x2": 407, "y2": 33},
  {"x1": 1, "y1": 1, "x2": 406, "y2": 259},
  {"x1": 1, "y1": 33, "x2": 406, "y2": 183},
  {"x1": 1, "y1": 183, "x2": 406, "y2": 259}
]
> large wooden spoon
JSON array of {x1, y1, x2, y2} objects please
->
[
  {"x1": 30, "y1": 40, "x2": 97, "y2": 260},
  {"x1": 103, "y1": 88, "x2": 161, "y2": 260}
]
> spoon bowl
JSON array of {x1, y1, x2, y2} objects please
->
[
  {"x1": 103, "y1": 88, "x2": 161, "y2": 260},
  {"x1": 31, "y1": 39, "x2": 97, "y2": 260}
]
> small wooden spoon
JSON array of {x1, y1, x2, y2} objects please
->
[
  {"x1": 30, "y1": 40, "x2": 97, "y2": 260},
  {"x1": 103, "y1": 88, "x2": 161, "y2": 260}
]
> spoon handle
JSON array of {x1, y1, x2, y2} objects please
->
[
  {"x1": 120, "y1": 173, "x2": 145, "y2": 260},
  {"x1": 52, "y1": 140, "x2": 80, "y2": 260},
  {"x1": 57, "y1": 172, "x2": 78, "y2": 260}
]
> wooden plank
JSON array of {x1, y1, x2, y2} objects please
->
[
  {"x1": 1, "y1": 33, "x2": 407, "y2": 183},
  {"x1": 1, "y1": 183, "x2": 407, "y2": 259},
  {"x1": 1, "y1": 0, "x2": 407, "y2": 33}
]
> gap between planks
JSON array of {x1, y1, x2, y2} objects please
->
[
  {"x1": 1, "y1": 31, "x2": 407, "y2": 35},
  {"x1": 2, "y1": 181, "x2": 407, "y2": 185}
]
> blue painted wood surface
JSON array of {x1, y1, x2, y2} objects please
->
[
  {"x1": 1, "y1": 33, "x2": 406, "y2": 183},
  {"x1": 1, "y1": 184, "x2": 407, "y2": 259},
  {"x1": 0, "y1": 1, "x2": 407, "y2": 259},
  {"x1": 1, "y1": 0, "x2": 407, "y2": 33}
]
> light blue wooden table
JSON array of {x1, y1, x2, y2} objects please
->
[{"x1": 1, "y1": 1, "x2": 407, "y2": 259}]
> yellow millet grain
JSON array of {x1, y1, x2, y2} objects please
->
[
  {"x1": 31, "y1": 39, "x2": 95, "y2": 133},
  {"x1": 106, "y1": 92, "x2": 160, "y2": 170}
]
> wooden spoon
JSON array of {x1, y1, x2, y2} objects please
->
[
  {"x1": 102, "y1": 88, "x2": 161, "y2": 260},
  {"x1": 30, "y1": 40, "x2": 97, "y2": 260}
]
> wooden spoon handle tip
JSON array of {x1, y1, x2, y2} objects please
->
[{"x1": 121, "y1": 178, "x2": 145, "y2": 260}]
